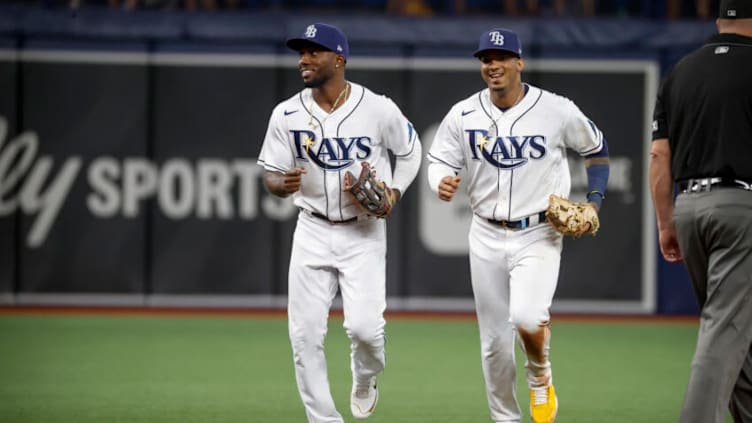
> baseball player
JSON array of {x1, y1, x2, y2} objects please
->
[
  {"x1": 426, "y1": 28, "x2": 610, "y2": 423},
  {"x1": 258, "y1": 23, "x2": 422, "y2": 423}
]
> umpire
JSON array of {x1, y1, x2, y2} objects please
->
[{"x1": 649, "y1": 0, "x2": 752, "y2": 421}]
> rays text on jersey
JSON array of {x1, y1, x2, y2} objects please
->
[
  {"x1": 466, "y1": 129, "x2": 546, "y2": 170},
  {"x1": 291, "y1": 130, "x2": 373, "y2": 171}
]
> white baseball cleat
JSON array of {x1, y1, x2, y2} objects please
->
[{"x1": 350, "y1": 377, "x2": 378, "y2": 419}]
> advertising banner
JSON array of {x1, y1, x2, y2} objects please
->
[
  {"x1": 16, "y1": 58, "x2": 150, "y2": 293},
  {"x1": 0, "y1": 53, "x2": 17, "y2": 296},
  {"x1": 0, "y1": 50, "x2": 657, "y2": 312}
]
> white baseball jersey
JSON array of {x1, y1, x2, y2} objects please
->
[
  {"x1": 428, "y1": 84, "x2": 604, "y2": 221},
  {"x1": 259, "y1": 81, "x2": 421, "y2": 220}
]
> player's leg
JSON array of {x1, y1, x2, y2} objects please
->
[
  {"x1": 469, "y1": 216, "x2": 521, "y2": 422},
  {"x1": 509, "y1": 224, "x2": 561, "y2": 383},
  {"x1": 338, "y1": 218, "x2": 387, "y2": 419},
  {"x1": 675, "y1": 191, "x2": 752, "y2": 423},
  {"x1": 288, "y1": 213, "x2": 344, "y2": 423},
  {"x1": 508, "y1": 224, "x2": 562, "y2": 423}
]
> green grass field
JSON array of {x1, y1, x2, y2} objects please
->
[{"x1": 0, "y1": 312, "x2": 718, "y2": 422}]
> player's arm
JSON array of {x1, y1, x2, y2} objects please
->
[
  {"x1": 426, "y1": 107, "x2": 465, "y2": 201},
  {"x1": 258, "y1": 104, "x2": 307, "y2": 198},
  {"x1": 427, "y1": 161, "x2": 461, "y2": 202},
  {"x1": 583, "y1": 139, "x2": 610, "y2": 211},
  {"x1": 562, "y1": 100, "x2": 609, "y2": 210},
  {"x1": 382, "y1": 99, "x2": 423, "y2": 202},
  {"x1": 390, "y1": 137, "x2": 422, "y2": 203},
  {"x1": 263, "y1": 168, "x2": 307, "y2": 198}
]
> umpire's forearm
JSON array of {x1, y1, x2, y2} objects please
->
[{"x1": 648, "y1": 139, "x2": 675, "y2": 230}]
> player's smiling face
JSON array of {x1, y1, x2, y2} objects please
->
[
  {"x1": 297, "y1": 44, "x2": 338, "y2": 88},
  {"x1": 478, "y1": 51, "x2": 523, "y2": 92}
]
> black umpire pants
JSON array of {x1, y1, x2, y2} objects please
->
[{"x1": 674, "y1": 188, "x2": 752, "y2": 423}]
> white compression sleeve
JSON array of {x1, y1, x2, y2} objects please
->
[
  {"x1": 391, "y1": 141, "x2": 422, "y2": 195},
  {"x1": 427, "y1": 162, "x2": 456, "y2": 196}
]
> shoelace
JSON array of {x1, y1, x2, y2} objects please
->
[{"x1": 532, "y1": 386, "x2": 549, "y2": 405}]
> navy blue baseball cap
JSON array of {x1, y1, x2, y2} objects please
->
[
  {"x1": 473, "y1": 28, "x2": 523, "y2": 58},
  {"x1": 286, "y1": 23, "x2": 349, "y2": 60}
]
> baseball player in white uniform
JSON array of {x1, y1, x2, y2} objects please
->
[
  {"x1": 427, "y1": 28, "x2": 610, "y2": 423},
  {"x1": 258, "y1": 23, "x2": 422, "y2": 423}
]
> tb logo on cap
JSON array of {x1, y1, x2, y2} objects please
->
[
  {"x1": 489, "y1": 31, "x2": 505, "y2": 46},
  {"x1": 305, "y1": 25, "x2": 317, "y2": 38}
]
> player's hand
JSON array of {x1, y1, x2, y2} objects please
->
[
  {"x1": 658, "y1": 225, "x2": 683, "y2": 263},
  {"x1": 282, "y1": 167, "x2": 307, "y2": 194},
  {"x1": 438, "y1": 175, "x2": 461, "y2": 202},
  {"x1": 570, "y1": 202, "x2": 598, "y2": 237}
]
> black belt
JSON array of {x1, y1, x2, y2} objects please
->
[
  {"x1": 485, "y1": 211, "x2": 548, "y2": 230},
  {"x1": 678, "y1": 177, "x2": 752, "y2": 193},
  {"x1": 304, "y1": 209, "x2": 358, "y2": 224}
]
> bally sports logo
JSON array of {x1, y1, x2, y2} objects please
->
[{"x1": 0, "y1": 117, "x2": 296, "y2": 248}]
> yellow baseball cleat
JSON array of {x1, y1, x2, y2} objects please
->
[{"x1": 529, "y1": 383, "x2": 558, "y2": 423}]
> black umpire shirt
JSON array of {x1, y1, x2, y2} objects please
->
[{"x1": 652, "y1": 32, "x2": 752, "y2": 182}]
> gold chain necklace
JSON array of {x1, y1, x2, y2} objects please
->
[
  {"x1": 308, "y1": 82, "x2": 350, "y2": 130},
  {"x1": 487, "y1": 84, "x2": 525, "y2": 135}
]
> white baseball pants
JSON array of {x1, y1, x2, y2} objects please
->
[
  {"x1": 287, "y1": 211, "x2": 387, "y2": 423},
  {"x1": 468, "y1": 214, "x2": 562, "y2": 422}
]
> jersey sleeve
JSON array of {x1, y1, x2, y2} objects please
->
[
  {"x1": 427, "y1": 106, "x2": 465, "y2": 171},
  {"x1": 380, "y1": 96, "x2": 419, "y2": 157},
  {"x1": 562, "y1": 99, "x2": 604, "y2": 156},
  {"x1": 652, "y1": 78, "x2": 669, "y2": 140},
  {"x1": 378, "y1": 96, "x2": 422, "y2": 194},
  {"x1": 257, "y1": 104, "x2": 293, "y2": 173}
]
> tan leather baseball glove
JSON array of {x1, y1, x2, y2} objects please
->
[
  {"x1": 545, "y1": 194, "x2": 600, "y2": 237},
  {"x1": 343, "y1": 162, "x2": 397, "y2": 218}
]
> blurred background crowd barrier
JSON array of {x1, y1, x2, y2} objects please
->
[
  {"x1": 23, "y1": 0, "x2": 723, "y2": 19},
  {"x1": 0, "y1": 1, "x2": 713, "y2": 314}
]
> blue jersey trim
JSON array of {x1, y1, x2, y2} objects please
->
[
  {"x1": 336, "y1": 85, "x2": 365, "y2": 135},
  {"x1": 393, "y1": 140, "x2": 417, "y2": 158},
  {"x1": 584, "y1": 137, "x2": 609, "y2": 158},
  {"x1": 336, "y1": 86, "x2": 365, "y2": 221},
  {"x1": 504, "y1": 88, "x2": 542, "y2": 220},
  {"x1": 298, "y1": 91, "x2": 329, "y2": 217},
  {"x1": 264, "y1": 163, "x2": 287, "y2": 173},
  {"x1": 509, "y1": 88, "x2": 542, "y2": 135},
  {"x1": 478, "y1": 91, "x2": 496, "y2": 136}
]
